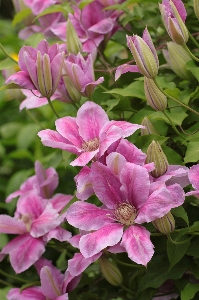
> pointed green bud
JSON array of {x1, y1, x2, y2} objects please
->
[
  {"x1": 141, "y1": 116, "x2": 158, "y2": 136},
  {"x1": 99, "y1": 257, "x2": 123, "y2": 286},
  {"x1": 66, "y1": 20, "x2": 82, "y2": 55},
  {"x1": 146, "y1": 141, "x2": 169, "y2": 178},
  {"x1": 163, "y1": 42, "x2": 193, "y2": 80},
  {"x1": 62, "y1": 69, "x2": 81, "y2": 102},
  {"x1": 194, "y1": 0, "x2": 199, "y2": 20},
  {"x1": 144, "y1": 77, "x2": 167, "y2": 111},
  {"x1": 153, "y1": 212, "x2": 175, "y2": 235}
]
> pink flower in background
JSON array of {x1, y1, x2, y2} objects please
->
[
  {"x1": 6, "y1": 40, "x2": 65, "y2": 98},
  {"x1": 186, "y1": 164, "x2": 199, "y2": 198},
  {"x1": 23, "y1": 0, "x2": 58, "y2": 15},
  {"x1": 63, "y1": 53, "x2": 104, "y2": 99},
  {"x1": 38, "y1": 101, "x2": 143, "y2": 166},
  {"x1": 66, "y1": 161, "x2": 185, "y2": 266},
  {"x1": 6, "y1": 160, "x2": 58, "y2": 202},
  {"x1": 0, "y1": 191, "x2": 72, "y2": 273},
  {"x1": 7, "y1": 258, "x2": 81, "y2": 300}
]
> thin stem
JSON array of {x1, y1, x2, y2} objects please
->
[
  {"x1": 0, "y1": 269, "x2": 29, "y2": 283},
  {"x1": 26, "y1": 109, "x2": 45, "y2": 129},
  {"x1": 188, "y1": 31, "x2": 199, "y2": 48},
  {"x1": 47, "y1": 98, "x2": 60, "y2": 118},
  {"x1": 120, "y1": 284, "x2": 135, "y2": 295},
  {"x1": 183, "y1": 44, "x2": 199, "y2": 62},
  {"x1": 154, "y1": 78, "x2": 199, "y2": 118},
  {"x1": 114, "y1": 257, "x2": 143, "y2": 268},
  {"x1": 168, "y1": 234, "x2": 193, "y2": 245},
  {"x1": 0, "y1": 278, "x2": 14, "y2": 287},
  {"x1": 162, "y1": 110, "x2": 186, "y2": 140},
  {"x1": 0, "y1": 43, "x2": 18, "y2": 63}
]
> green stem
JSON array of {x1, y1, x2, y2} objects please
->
[
  {"x1": 26, "y1": 109, "x2": 45, "y2": 129},
  {"x1": 0, "y1": 43, "x2": 18, "y2": 64},
  {"x1": 154, "y1": 78, "x2": 199, "y2": 118},
  {"x1": 0, "y1": 279, "x2": 14, "y2": 287},
  {"x1": 114, "y1": 257, "x2": 143, "y2": 268},
  {"x1": 120, "y1": 284, "x2": 135, "y2": 295},
  {"x1": 188, "y1": 31, "x2": 199, "y2": 48},
  {"x1": 0, "y1": 269, "x2": 29, "y2": 283},
  {"x1": 168, "y1": 234, "x2": 193, "y2": 245},
  {"x1": 162, "y1": 110, "x2": 186, "y2": 140},
  {"x1": 183, "y1": 44, "x2": 199, "y2": 62},
  {"x1": 47, "y1": 98, "x2": 60, "y2": 118}
]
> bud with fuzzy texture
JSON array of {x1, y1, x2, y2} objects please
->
[
  {"x1": 141, "y1": 116, "x2": 158, "y2": 136},
  {"x1": 144, "y1": 77, "x2": 167, "y2": 111},
  {"x1": 99, "y1": 257, "x2": 123, "y2": 286},
  {"x1": 194, "y1": 0, "x2": 199, "y2": 20},
  {"x1": 146, "y1": 141, "x2": 169, "y2": 178},
  {"x1": 153, "y1": 212, "x2": 175, "y2": 235},
  {"x1": 66, "y1": 20, "x2": 82, "y2": 55},
  {"x1": 159, "y1": 0, "x2": 188, "y2": 45},
  {"x1": 163, "y1": 42, "x2": 192, "y2": 80}
]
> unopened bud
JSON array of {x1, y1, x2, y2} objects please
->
[
  {"x1": 194, "y1": 0, "x2": 199, "y2": 20},
  {"x1": 62, "y1": 70, "x2": 81, "y2": 102},
  {"x1": 141, "y1": 116, "x2": 158, "y2": 136},
  {"x1": 163, "y1": 42, "x2": 192, "y2": 80},
  {"x1": 146, "y1": 141, "x2": 169, "y2": 178},
  {"x1": 144, "y1": 77, "x2": 167, "y2": 111},
  {"x1": 153, "y1": 212, "x2": 175, "y2": 235},
  {"x1": 66, "y1": 20, "x2": 82, "y2": 55},
  {"x1": 99, "y1": 257, "x2": 123, "y2": 286}
]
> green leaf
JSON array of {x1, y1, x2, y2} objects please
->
[
  {"x1": 17, "y1": 124, "x2": 40, "y2": 149},
  {"x1": 187, "y1": 237, "x2": 199, "y2": 258},
  {"x1": 0, "y1": 234, "x2": 9, "y2": 250},
  {"x1": 172, "y1": 206, "x2": 189, "y2": 226},
  {"x1": 0, "y1": 58, "x2": 17, "y2": 70},
  {"x1": 105, "y1": 81, "x2": 145, "y2": 100},
  {"x1": 186, "y1": 60, "x2": 199, "y2": 81},
  {"x1": 135, "y1": 134, "x2": 168, "y2": 153},
  {"x1": 161, "y1": 145, "x2": 184, "y2": 165},
  {"x1": 1, "y1": 122, "x2": 22, "y2": 139},
  {"x1": 0, "y1": 287, "x2": 12, "y2": 300},
  {"x1": 149, "y1": 110, "x2": 188, "y2": 126},
  {"x1": 8, "y1": 149, "x2": 33, "y2": 161},
  {"x1": 79, "y1": 0, "x2": 94, "y2": 9},
  {"x1": 181, "y1": 283, "x2": 199, "y2": 300},
  {"x1": 12, "y1": 8, "x2": 32, "y2": 26},
  {"x1": 184, "y1": 141, "x2": 199, "y2": 163},
  {"x1": 0, "y1": 83, "x2": 21, "y2": 90},
  {"x1": 6, "y1": 169, "x2": 33, "y2": 196},
  {"x1": 167, "y1": 237, "x2": 191, "y2": 269},
  {"x1": 33, "y1": 4, "x2": 71, "y2": 21}
]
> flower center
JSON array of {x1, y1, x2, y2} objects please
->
[
  {"x1": 82, "y1": 138, "x2": 100, "y2": 152},
  {"x1": 115, "y1": 203, "x2": 137, "y2": 226},
  {"x1": 21, "y1": 214, "x2": 32, "y2": 232}
]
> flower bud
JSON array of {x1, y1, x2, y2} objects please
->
[
  {"x1": 62, "y1": 69, "x2": 81, "y2": 102},
  {"x1": 153, "y1": 212, "x2": 175, "y2": 235},
  {"x1": 194, "y1": 0, "x2": 199, "y2": 20},
  {"x1": 146, "y1": 141, "x2": 169, "y2": 178},
  {"x1": 141, "y1": 116, "x2": 158, "y2": 136},
  {"x1": 144, "y1": 77, "x2": 167, "y2": 111},
  {"x1": 66, "y1": 20, "x2": 82, "y2": 55},
  {"x1": 99, "y1": 257, "x2": 123, "y2": 286},
  {"x1": 163, "y1": 42, "x2": 193, "y2": 80},
  {"x1": 127, "y1": 28, "x2": 159, "y2": 79}
]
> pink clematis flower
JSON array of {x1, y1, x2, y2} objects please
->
[
  {"x1": 66, "y1": 161, "x2": 185, "y2": 266},
  {"x1": 0, "y1": 191, "x2": 72, "y2": 273},
  {"x1": 6, "y1": 160, "x2": 58, "y2": 202},
  {"x1": 186, "y1": 164, "x2": 199, "y2": 198},
  {"x1": 23, "y1": 0, "x2": 58, "y2": 15},
  {"x1": 7, "y1": 258, "x2": 81, "y2": 300},
  {"x1": 116, "y1": 28, "x2": 159, "y2": 80},
  {"x1": 159, "y1": 0, "x2": 188, "y2": 45},
  {"x1": 38, "y1": 101, "x2": 143, "y2": 167},
  {"x1": 6, "y1": 40, "x2": 65, "y2": 99},
  {"x1": 63, "y1": 53, "x2": 104, "y2": 99}
]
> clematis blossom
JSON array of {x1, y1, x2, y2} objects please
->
[
  {"x1": 6, "y1": 160, "x2": 58, "y2": 202},
  {"x1": 5, "y1": 40, "x2": 65, "y2": 99},
  {"x1": 66, "y1": 161, "x2": 185, "y2": 266},
  {"x1": 7, "y1": 258, "x2": 81, "y2": 300},
  {"x1": 186, "y1": 164, "x2": 199, "y2": 198},
  {"x1": 0, "y1": 191, "x2": 72, "y2": 273},
  {"x1": 63, "y1": 53, "x2": 104, "y2": 99},
  {"x1": 38, "y1": 101, "x2": 143, "y2": 167}
]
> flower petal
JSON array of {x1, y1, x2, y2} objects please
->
[
  {"x1": 121, "y1": 225, "x2": 154, "y2": 266},
  {"x1": 68, "y1": 252, "x2": 102, "y2": 276}
]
